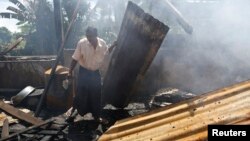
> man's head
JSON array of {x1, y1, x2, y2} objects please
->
[{"x1": 86, "y1": 26, "x2": 98, "y2": 43}]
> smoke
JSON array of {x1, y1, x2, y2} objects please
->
[
  {"x1": 86, "y1": 0, "x2": 250, "y2": 96},
  {"x1": 144, "y1": 0, "x2": 250, "y2": 94}
]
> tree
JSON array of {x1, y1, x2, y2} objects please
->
[
  {"x1": 0, "y1": 27, "x2": 12, "y2": 52},
  {"x1": 0, "y1": 0, "x2": 35, "y2": 23},
  {"x1": 35, "y1": 0, "x2": 56, "y2": 54},
  {"x1": 83, "y1": 0, "x2": 154, "y2": 45},
  {"x1": 61, "y1": 0, "x2": 91, "y2": 49},
  {"x1": 0, "y1": 0, "x2": 57, "y2": 55},
  {"x1": 0, "y1": 27, "x2": 12, "y2": 45}
]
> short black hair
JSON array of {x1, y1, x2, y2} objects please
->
[{"x1": 86, "y1": 26, "x2": 98, "y2": 37}]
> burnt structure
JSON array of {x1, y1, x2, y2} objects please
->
[{"x1": 102, "y1": 2, "x2": 169, "y2": 108}]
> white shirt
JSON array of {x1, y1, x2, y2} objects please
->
[{"x1": 72, "y1": 37, "x2": 109, "y2": 71}]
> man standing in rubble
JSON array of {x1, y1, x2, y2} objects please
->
[{"x1": 67, "y1": 26, "x2": 117, "y2": 123}]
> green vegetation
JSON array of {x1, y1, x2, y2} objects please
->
[
  {"x1": 0, "y1": 0, "x2": 155, "y2": 55},
  {"x1": 0, "y1": 27, "x2": 12, "y2": 50}
]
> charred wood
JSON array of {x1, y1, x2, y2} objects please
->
[{"x1": 102, "y1": 1, "x2": 169, "y2": 108}]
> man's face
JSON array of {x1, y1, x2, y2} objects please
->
[{"x1": 86, "y1": 32, "x2": 97, "y2": 43}]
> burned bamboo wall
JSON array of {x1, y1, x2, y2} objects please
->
[{"x1": 102, "y1": 1, "x2": 169, "y2": 108}]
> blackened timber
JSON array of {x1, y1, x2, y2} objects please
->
[
  {"x1": 102, "y1": 1, "x2": 169, "y2": 108},
  {"x1": 0, "y1": 100, "x2": 44, "y2": 125},
  {"x1": 0, "y1": 119, "x2": 54, "y2": 141}
]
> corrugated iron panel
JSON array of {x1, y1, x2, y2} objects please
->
[
  {"x1": 99, "y1": 80, "x2": 250, "y2": 141},
  {"x1": 102, "y1": 1, "x2": 169, "y2": 108}
]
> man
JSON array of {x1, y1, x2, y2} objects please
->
[{"x1": 67, "y1": 26, "x2": 116, "y2": 123}]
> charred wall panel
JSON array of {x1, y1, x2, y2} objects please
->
[
  {"x1": 0, "y1": 56, "x2": 55, "y2": 89},
  {"x1": 102, "y1": 1, "x2": 169, "y2": 108}
]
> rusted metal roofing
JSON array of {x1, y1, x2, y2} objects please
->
[{"x1": 99, "y1": 80, "x2": 250, "y2": 141}]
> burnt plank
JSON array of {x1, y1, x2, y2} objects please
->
[
  {"x1": 0, "y1": 119, "x2": 54, "y2": 141},
  {"x1": 102, "y1": 1, "x2": 169, "y2": 108},
  {"x1": 1, "y1": 119, "x2": 9, "y2": 138},
  {"x1": 0, "y1": 100, "x2": 43, "y2": 125}
]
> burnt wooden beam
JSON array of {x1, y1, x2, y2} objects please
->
[
  {"x1": 0, "y1": 119, "x2": 54, "y2": 141},
  {"x1": 0, "y1": 100, "x2": 44, "y2": 125},
  {"x1": 53, "y1": 0, "x2": 65, "y2": 64},
  {"x1": 102, "y1": 1, "x2": 169, "y2": 108},
  {"x1": 24, "y1": 130, "x2": 61, "y2": 135}
]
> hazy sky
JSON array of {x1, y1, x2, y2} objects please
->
[{"x1": 0, "y1": 0, "x2": 20, "y2": 32}]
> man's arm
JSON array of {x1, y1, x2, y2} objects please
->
[{"x1": 68, "y1": 59, "x2": 77, "y2": 77}]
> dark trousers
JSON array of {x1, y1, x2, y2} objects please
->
[{"x1": 73, "y1": 66, "x2": 101, "y2": 118}]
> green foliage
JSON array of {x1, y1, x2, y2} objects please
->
[
  {"x1": 1, "y1": 0, "x2": 170, "y2": 55},
  {"x1": 62, "y1": 0, "x2": 90, "y2": 22},
  {"x1": 0, "y1": 27, "x2": 15, "y2": 54},
  {"x1": 0, "y1": 0, "x2": 36, "y2": 24},
  {"x1": 62, "y1": 0, "x2": 91, "y2": 49},
  {"x1": 0, "y1": 28, "x2": 27, "y2": 55},
  {"x1": 34, "y1": 0, "x2": 57, "y2": 54},
  {"x1": 83, "y1": 0, "x2": 153, "y2": 45},
  {"x1": 0, "y1": 0, "x2": 57, "y2": 55},
  {"x1": 0, "y1": 27, "x2": 12, "y2": 48}
]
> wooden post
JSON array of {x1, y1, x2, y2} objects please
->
[
  {"x1": 1, "y1": 119, "x2": 9, "y2": 139},
  {"x1": 53, "y1": 0, "x2": 64, "y2": 64}
]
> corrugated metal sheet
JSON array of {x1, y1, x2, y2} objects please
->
[{"x1": 99, "y1": 80, "x2": 250, "y2": 141}]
